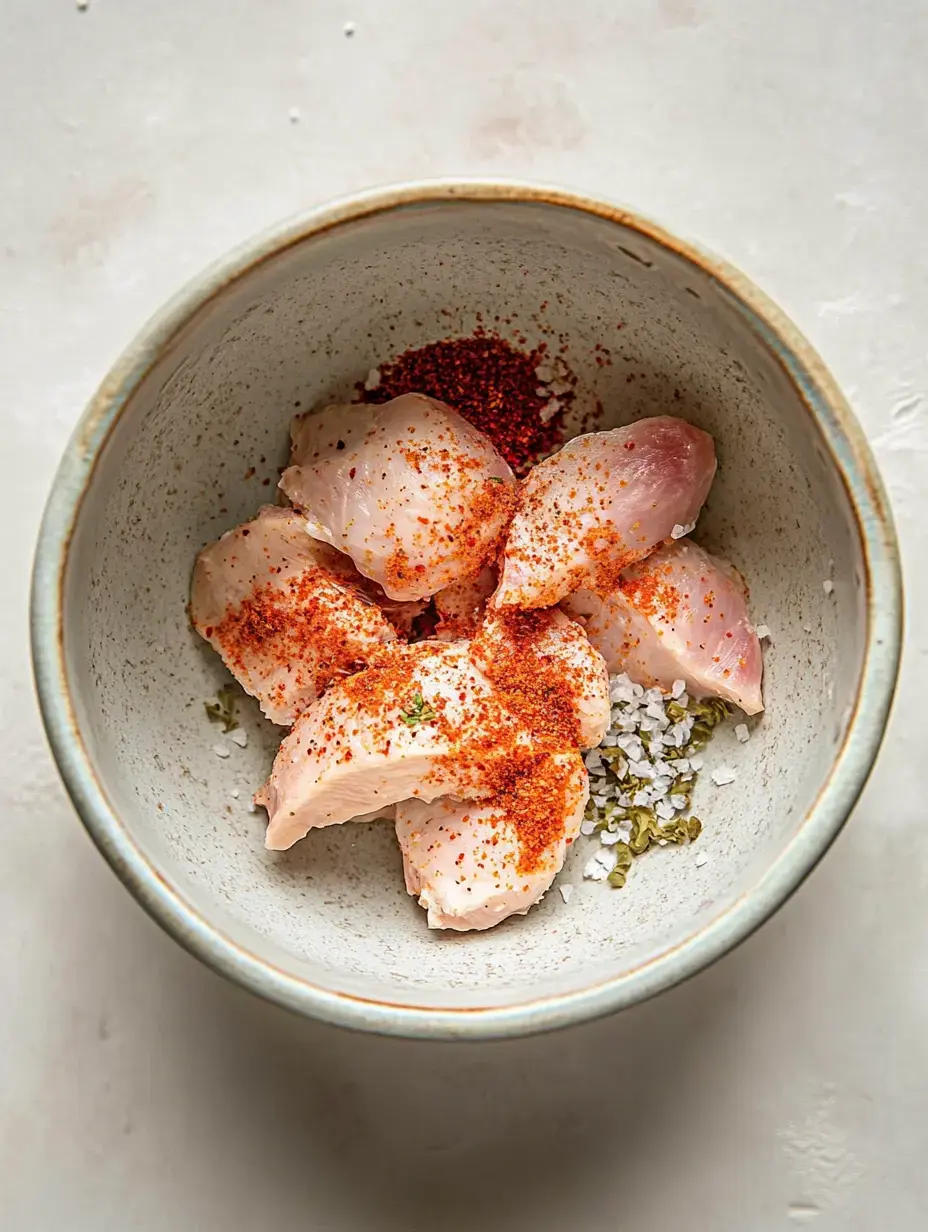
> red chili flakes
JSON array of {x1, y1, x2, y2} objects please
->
[
  {"x1": 620, "y1": 565, "x2": 681, "y2": 623},
  {"x1": 361, "y1": 331, "x2": 573, "y2": 475}
]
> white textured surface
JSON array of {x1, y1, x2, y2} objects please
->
[{"x1": 2, "y1": 1, "x2": 925, "y2": 1228}]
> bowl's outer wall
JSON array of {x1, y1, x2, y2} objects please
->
[{"x1": 32, "y1": 184, "x2": 902, "y2": 1038}]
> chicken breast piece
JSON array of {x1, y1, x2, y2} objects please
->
[
  {"x1": 258, "y1": 640, "x2": 529, "y2": 850},
  {"x1": 395, "y1": 750, "x2": 588, "y2": 931},
  {"x1": 280, "y1": 393, "x2": 516, "y2": 602},
  {"x1": 190, "y1": 506, "x2": 398, "y2": 724},
  {"x1": 471, "y1": 608, "x2": 611, "y2": 749},
  {"x1": 433, "y1": 565, "x2": 497, "y2": 640},
  {"x1": 494, "y1": 416, "x2": 716, "y2": 609},
  {"x1": 563, "y1": 538, "x2": 764, "y2": 714}
]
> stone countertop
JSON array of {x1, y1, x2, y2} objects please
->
[{"x1": 2, "y1": 1, "x2": 925, "y2": 1228}]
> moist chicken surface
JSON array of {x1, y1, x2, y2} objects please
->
[
  {"x1": 471, "y1": 607, "x2": 611, "y2": 749},
  {"x1": 258, "y1": 640, "x2": 528, "y2": 850},
  {"x1": 280, "y1": 393, "x2": 516, "y2": 602},
  {"x1": 395, "y1": 751, "x2": 588, "y2": 932},
  {"x1": 563, "y1": 537, "x2": 764, "y2": 714},
  {"x1": 190, "y1": 506, "x2": 398, "y2": 724},
  {"x1": 494, "y1": 416, "x2": 717, "y2": 609}
]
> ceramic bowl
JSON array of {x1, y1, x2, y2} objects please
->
[{"x1": 32, "y1": 182, "x2": 901, "y2": 1039}]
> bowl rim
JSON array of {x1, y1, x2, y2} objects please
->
[{"x1": 31, "y1": 179, "x2": 903, "y2": 1040}]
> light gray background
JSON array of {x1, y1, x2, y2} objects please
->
[{"x1": 2, "y1": 2, "x2": 925, "y2": 1228}]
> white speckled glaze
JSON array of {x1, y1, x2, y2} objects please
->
[{"x1": 32, "y1": 183, "x2": 901, "y2": 1038}]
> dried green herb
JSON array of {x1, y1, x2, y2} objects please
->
[
  {"x1": 608, "y1": 842, "x2": 634, "y2": 888},
  {"x1": 487, "y1": 476, "x2": 506, "y2": 484},
  {"x1": 204, "y1": 685, "x2": 239, "y2": 732},
  {"x1": 400, "y1": 691, "x2": 436, "y2": 728}
]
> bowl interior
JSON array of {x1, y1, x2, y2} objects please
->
[{"x1": 61, "y1": 196, "x2": 866, "y2": 1016}]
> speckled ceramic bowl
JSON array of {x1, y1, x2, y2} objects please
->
[{"x1": 32, "y1": 182, "x2": 901, "y2": 1039}]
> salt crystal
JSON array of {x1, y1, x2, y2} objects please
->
[
  {"x1": 583, "y1": 849, "x2": 615, "y2": 880},
  {"x1": 76, "y1": 0, "x2": 89, "y2": 9},
  {"x1": 655, "y1": 799, "x2": 676, "y2": 821},
  {"x1": 823, "y1": 579, "x2": 834, "y2": 595},
  {"x1": 694, "y1": 852, "x2": 708, "y2": 868},
  {"x1": 539, "y1": 398, "x2": 561, "y2": 424},
  {"x1": 558, "y1": 884, "x2": 574, "y2": 904},
  {"x1": 735, "y1": 723, "x2": 750, "y2": 743},
  {"x1": 230, "y1": 788, "x2": 240, "y2": 799},
  {"x1": 671, "y1": 679, "x2": 686, "y2": 699},
  {"x1": 671, "y1": 521, "x2": 696, "y2": 539},
  {"x1": 689, "y1": 755, "x2": 705, "y2": 772},
  {"x1": 632, "y1": 790, "x2": 650, "y2": 807},
  {"x1": 755, "y1": 624, "x2": 772, "y2": 640},
  {"x1": 580, "y1": 819, "x2": 596, "y2": 836},
  {"x1": 710, "y1": 766, "x2": 737, "y2": 786},
  {"x1": 229, "y1": 728, "x2": 248, "y2": 748},
  {"x1": 246, "y1": 800, "x2": 257, "y2": 814},
  {"x1": 343, "y1": 20, "x2": 356, "y2": 36},
  {"x1": 288, "y1": 106, "x2": 301, "y2": 123},
  {"x1": 601, "y1": 830, "x2": 623, "y2": 846},
  {"x1": 212, "y1": 744, "x2": 230, "y2": 759},
  {"x1": 364, "y1": 367, "x2": 381, "y2": 391},
  {"x1": 628, "y1": 759, "x2": 654, "y2": 780},
  {"x1": 669, "y1": 793, "x2": 688, "y2": 810}
]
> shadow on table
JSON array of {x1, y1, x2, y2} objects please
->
[{"x1": 191, "y1": 938, "x2": 750, "y2": 1229}]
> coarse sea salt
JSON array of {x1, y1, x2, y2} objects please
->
[
  {"x1": 710, "y1": 766, "x2": 737, "y2": 786},
  {"x1": 823, "y1": 579, "x2": 835, "y2": 595},
  {"x1": 671, "y1": 521, "x2": 696, "y2": 539},
  {"x1": 229, "y1": 728, "x2": 248, "y2": 748},
  {"x1": 583, "y1": 849, "x2": 615, "y2": 881},
  {"x1": 212, "y1": 743, "x2": 230, "y2": 759},
  {"x1": 578, "y1": 672, "x2": 740, "y2": 889},
  {"x1": 558, "y1": 884, "x2": 574, "y2": 904},
  {"x1": 755, "y1": 624, "x2": 772, "y2": 640},
  {"x1": 735, "y1": 723, "x2": 750, "y2": 743},
  {"x1": 694, "y1": 852, "x2": 709, "y2": 868}
]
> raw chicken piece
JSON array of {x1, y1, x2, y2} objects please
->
[
  {"x1": 190, "y1": 506, "x2": 398, "y2": 724},
  {"x1": 258, "y1": 640, "x2": 528, "y2": 850},
  {"x1": 280, "y1": 393, "x2": 516, "y2": 602},
  {"x1": 563, "y1": 538, "x2": 764, "y2": 714},
  {"x1": 494, "y1": 416, "x2": 716, "y2": 609},
  {"x1": 433, "y1": 565, "x2": 497, "y2": 640},
  {"x1": 395, "y1": 751, "x2": 588, "y2": 931},
  {"x1": 471, "y1": 608, "x2": 611, "y2": 748}
]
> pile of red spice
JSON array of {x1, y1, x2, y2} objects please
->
[{"x1": 361, "y1": 332, "x2": 571, "y2": 475}]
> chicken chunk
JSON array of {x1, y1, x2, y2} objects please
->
[
  {"x1": 395, "y1": 750, "x2": 588, "y2": 931},
  {"x1": 190, "y1": 506, "x2": 398, "y2": 724},
  {"x1": 258, "y1": 640, "x2": 528, "y2": 850},
  {"x1": 494, "y1": 416, "x2": 716, "y2": 609},
  {"x1": 471, "y1": 608, "x2": 611, "y2": 749},
  {"x1": 433, "y1": 565, "x2": 497, "y2": 640},
  {"x1": 563, "y1": 538, "x2": 764, "y2": 714},
  {"x1": 280, "y1": 393, "x2": 516, "y2": 602}
]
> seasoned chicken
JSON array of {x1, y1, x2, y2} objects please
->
[
  {"x1": 395, "y1": 751, "x2": 588, "y2": 931},
  {"x1": 433, "y1": 565, "x2": 497, "y2": 640},
  {"x1": 190, "y1": 506, "x2": 398, "y2": 724},
  {"x1": 280, "y1": 393, "x2": 516, "y2": 602},
  {"x1": 471, "y1": 608, "x2": 611, "y2": 749},
  {"x1": 258, "y1": 640, "x2": 527, "y2": 850},
  {"x1": 258, "y1": 610, "x2": 610, "y2": 851},
  {"x1": 494, "y1": 416, "x2": 716, "y2": 609},
  {"x1": 563, "y1": 538, "x2": 764, "y2": 714}
]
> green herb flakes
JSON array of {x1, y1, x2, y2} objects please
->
[
  {"x1": 400, "y1": 691, "x2": 436, "y2": 728},
  {"x1": 205, "y1": 685, "x2": 239, "y2": 732}
]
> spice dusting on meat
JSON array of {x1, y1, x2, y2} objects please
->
[{"x1": 191, "y1": 330, "x2": 765, "y2": 932}]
